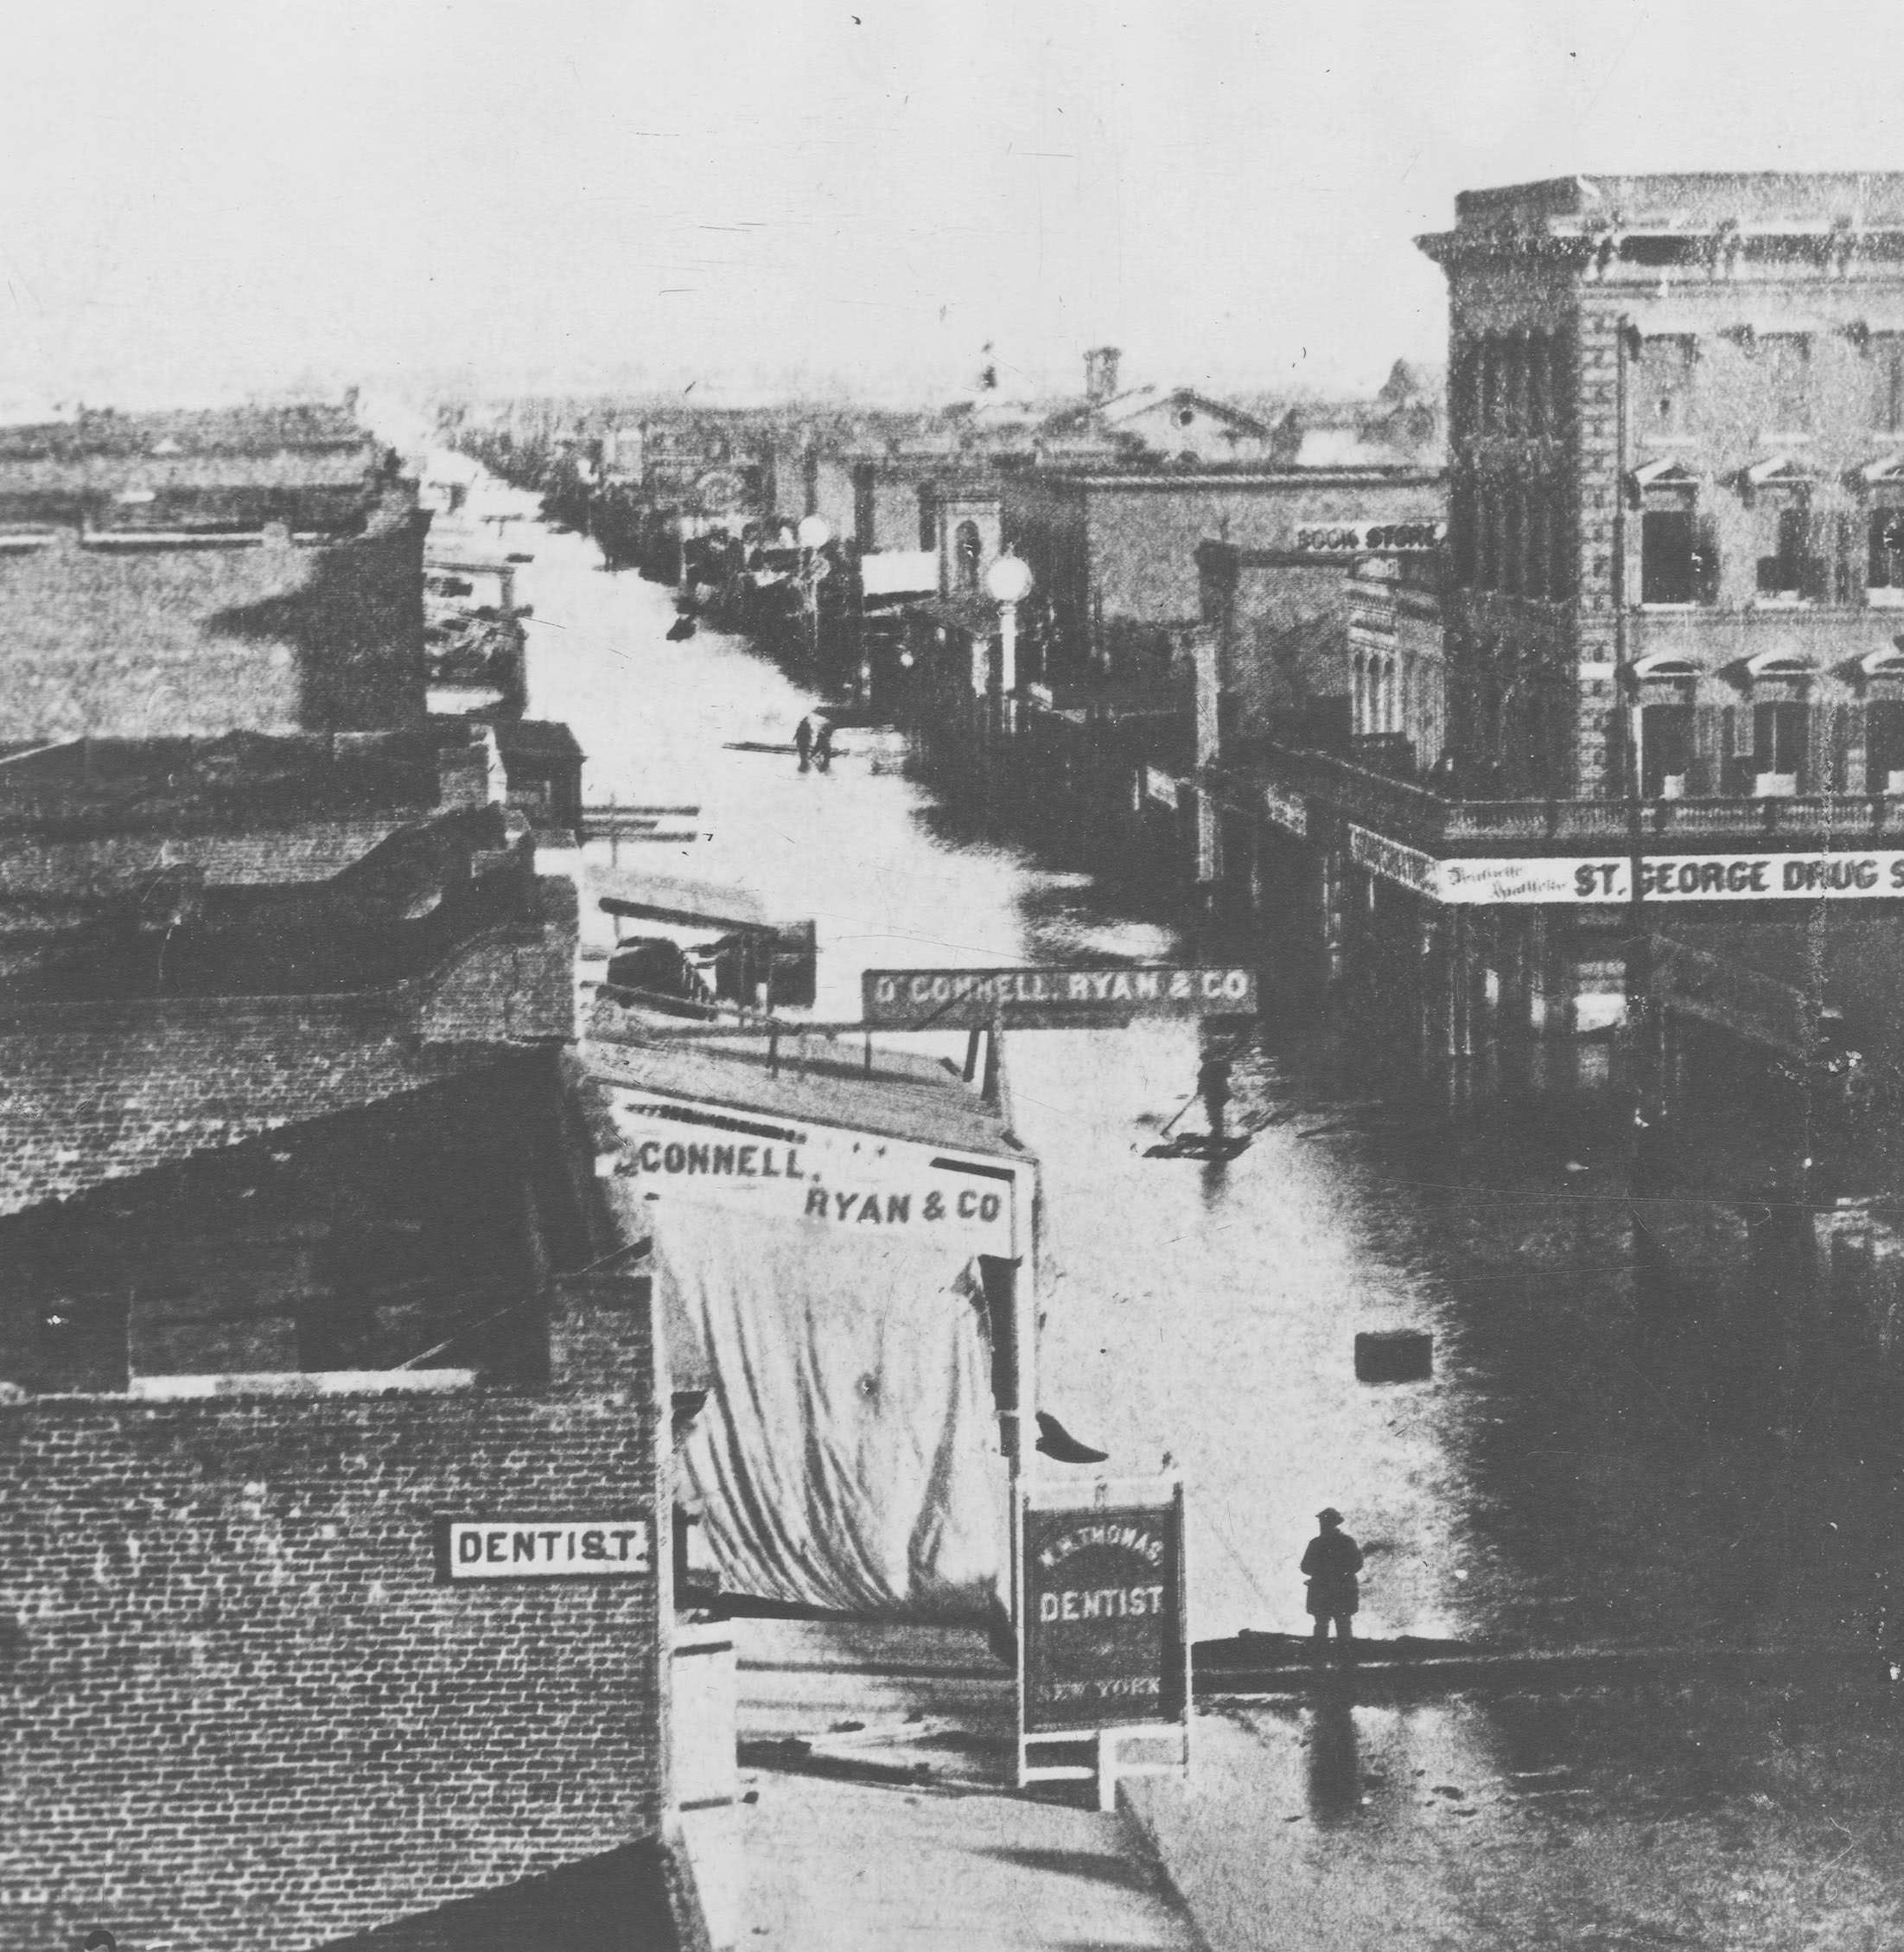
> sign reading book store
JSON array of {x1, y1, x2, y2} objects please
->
[{"x1": 437, "y1": 1518, "x2": 653, "y2": 1582}]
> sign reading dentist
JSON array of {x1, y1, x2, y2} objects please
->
[{"x1": 438, "y1": 1518, "x2": 653, "y2": 1583}]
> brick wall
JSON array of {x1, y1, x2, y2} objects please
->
[
  {"x1": 0, "y1": 1276, "x2": 665, "y2": 1952},
  {"x1": 0, "y1": 520, "x2": 427, "y2": 741},
  {"x1": 1079, "y1": 477, "x2": 1446, "y2": 628}
]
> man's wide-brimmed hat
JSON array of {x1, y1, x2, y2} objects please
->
[{"x1": 1317, "y1": 1507, "x2": 1343, "y2": 1523}]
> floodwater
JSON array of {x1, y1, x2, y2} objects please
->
[
  {"x1": 490, "y1": 480, "x2": 1904, "y2": 1658},
  {"x1": 473, "y1": 471, "x2": 1904, "y2": 1945}
]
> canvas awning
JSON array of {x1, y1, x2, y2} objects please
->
[{"x1": 859, "y1": 548, "x2": 937, "y2": 597}]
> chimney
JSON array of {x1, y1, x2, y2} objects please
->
[{"x1": 1084, "y1": 347, "x2": 1122, "y2": 405}]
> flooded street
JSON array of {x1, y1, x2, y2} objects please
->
[
  {"x1": 509, "y1": 486, "x2": 1901, "y2": 1657},
  {"x1": 497, "y1": 481, "x2": 1904, "y2": 1947},
  {"x1": 513, "y1": 499, "x2": 1474, "y2": 1647}
]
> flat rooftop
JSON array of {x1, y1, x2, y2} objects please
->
[
  {"x1": 0, "y1": 729, "x2": 459, "y2": 840},
  {"x1": 1447, "y1": 172, "x2": 1904, "y2": 233},
  {"x1": 584, "y1": 1024, "x2": 1029, "y2": 1161}
]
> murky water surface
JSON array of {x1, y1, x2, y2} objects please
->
[
  {"x1": 500, "y1": 488, "x2": 1901, "y2": 1658},
  {"x1": 476, "y1": 475, "x2": 1904, "y2": 1945}
]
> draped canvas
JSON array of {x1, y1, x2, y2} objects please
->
[{"x1": 659, "y1": 1206, "x2": 1007, "y2": 1619}]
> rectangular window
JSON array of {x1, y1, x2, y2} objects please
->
[
  {"x1": 1480, "y1": 340, "x2": 1502, "y2": 434},
  {"x1": 1550, "y1": 491, "x2": 1574, "y2": 598},
  {"x1": 1526, "y1": 335, "x2": 1550, "y2": 438},
  {"x1": 1641, "y1": 335, "x2": 1697, "y2": 437},
  {"x1": 1869, "y1": 699, "x2": 1904, "y2": 793},
  {"x1": 1451, "y1": 479, "x2": 1476, "y2": 586},
  {"x1": 1640, "y1": 703, "x2": 1694, "y2": 798},
  {"x1": 1754, "y1": 700, "x2": 1808, "y2": 788},
  {"x1": 1641, "y1": 508, "x2": 1696, "y2": 603},
  {"x1": 1758, "y1": 507, "x2": 1823, "y2": 599},
  {"x1": 1871, "y1": 335, "x2": 1904, "y2": 435},
  {"x1": 1870, "y1": 508, "x2": 1904, "y2": 588},
  {"x1": 1761, "y1": 334, "x2": 1812, "y2": 433},
  {"x1": 1505, "y1": 339, "x2": 1529, "y2": 437}
]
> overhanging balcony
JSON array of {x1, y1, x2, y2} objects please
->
[{"x1": 1213, "y1": 741, "x2": 1904, "y2": 852}]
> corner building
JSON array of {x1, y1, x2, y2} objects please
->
[
  {"x1": 1201, "y1": 175, "x2": 1904, "y2": 1112},
  {"x1": 1420, "y1": 173, "x2": 1904, "y2": 801}
]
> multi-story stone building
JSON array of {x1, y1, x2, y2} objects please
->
[
  {"x1": 1203, "y1": 175, "x2": 1904, "y2": 1100},
  {"x1": 1422, "y1": 172, "x2": 1904, "y2": 801}
]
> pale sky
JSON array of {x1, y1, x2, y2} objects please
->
[{"x1": 0, "y1": 0, "x2": 1901, "y2": 411}]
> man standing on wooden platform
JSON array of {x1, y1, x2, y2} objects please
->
[{"x1": 1302, "y1": 1508, "x2": 1363, "y2": 1660}]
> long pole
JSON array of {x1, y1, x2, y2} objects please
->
[
  {"x1": 1616, "y1": 314, "x2": 1648, "y2": 1042},
  {"x1": 1614, "y1": 313, "x2": 1660, "y2": 1299}
]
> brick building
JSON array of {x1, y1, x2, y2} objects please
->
[
  {"x1": 1004, "y1": 464, "x2": 1444, "y2": 690},
  {"x1": 0, "y1": 717, "x2": 692, "y2": 1952},
  {"x1": 0, "y1": 403, "x2": 430, "y2": 739}
]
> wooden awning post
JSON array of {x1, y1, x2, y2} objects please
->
[{"x1": 982, "y1": 999, "x2": 1004, "y2": 1107}]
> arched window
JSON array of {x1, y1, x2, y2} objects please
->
[
  {"x1": 954, "y1": 520, "x2": 981, "y2": 594},
  {"x1": 1353, "y1": 652, "x2": 1368, "y2": 735}
]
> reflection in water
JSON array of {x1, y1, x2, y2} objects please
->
[
  {"x1": 513, "y1": 490, "x2": 1904, "y2": 1661},
  {"x1": 1304, "y1": 1690, "x2": 1361, "y2": 1824}
]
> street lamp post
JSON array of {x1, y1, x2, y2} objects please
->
[
  {"x1": 796, "y1": 514, "x2": 832, "y2": 673},
  {"x1": 984, "y1": 551, "x2": 1035, "y2": 734}
]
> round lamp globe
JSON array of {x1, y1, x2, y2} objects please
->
[{"x1": 984, "y1": 553, "x2": 1034, "y2": 605}]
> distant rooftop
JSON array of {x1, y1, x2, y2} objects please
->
[{"x1": 0, "y1": 401, "x2": 376, "y2": 463}]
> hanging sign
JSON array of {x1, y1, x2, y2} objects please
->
[
  {"x1": 1292, "y1": 519, "x2": 1445, "y2": 555},
  {"x1": 862, "y1": 965, "x2": 1258, "y2": 1029},
  {"x1": 1021, "y1": 1490, "x2": 1187, "y2": 1733},
  {"x1": 1261, "y1": 781, "x2": 1309, "y2": 836}
]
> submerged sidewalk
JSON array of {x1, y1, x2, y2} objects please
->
[{"x1": 710, "y1": 1616, "x2": 1204, "y2": 1952}]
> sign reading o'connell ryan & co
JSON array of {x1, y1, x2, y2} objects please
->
[
  {"x1": 862, "y1": 965, "x2": 1258, "y2": 1029},
  {"x1": 437, "y1": 1518, "x2": 653, "y2": 1582}
]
